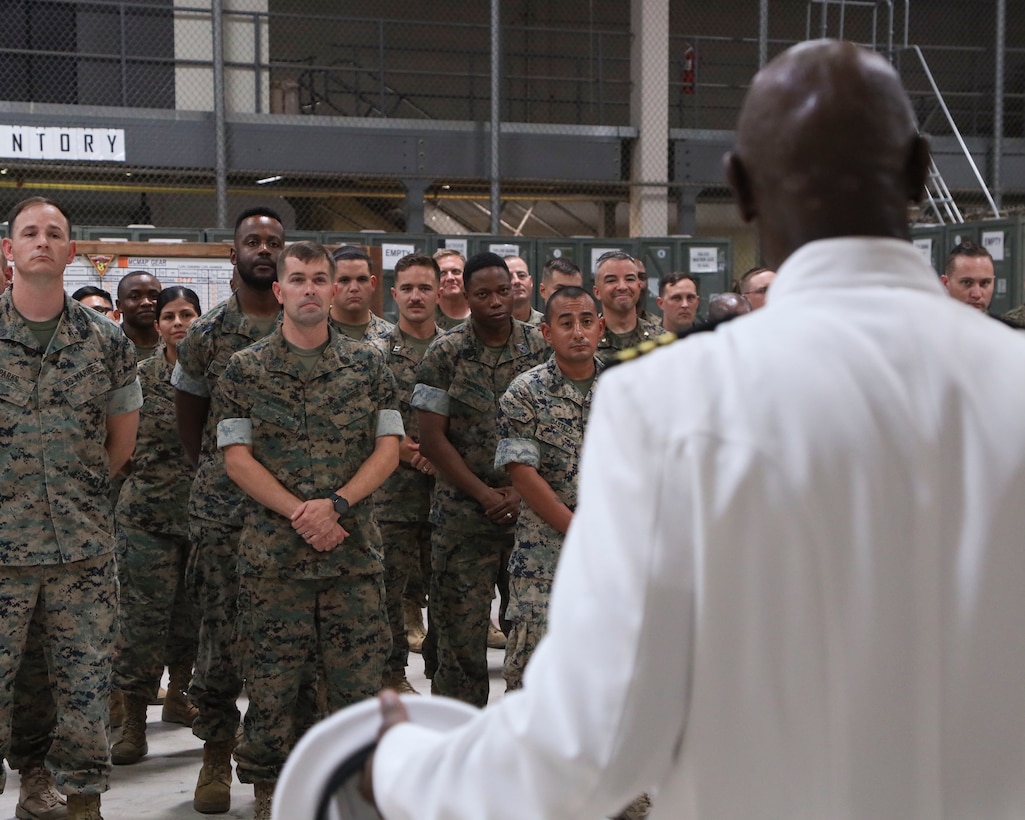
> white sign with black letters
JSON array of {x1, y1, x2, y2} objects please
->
[
  {"x1": 982, "y1": 230, "x2": 1005, "y2": 262},
  {"x1": 0, "y1": 126, "x2": 126, "y2": 162},
  {"x1": 381, "y1": 243, "x2": 416, "y2": 271}
]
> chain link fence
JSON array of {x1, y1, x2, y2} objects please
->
[{"x1": 0, "y1": 0, "x2": 1020, "y2": 265}]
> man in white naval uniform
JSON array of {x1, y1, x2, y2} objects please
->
[{"x1": 365, "y1": 40, "x2": 1025, "y2": 819}]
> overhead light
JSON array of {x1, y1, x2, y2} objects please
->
[
  {"x1": 0, "y1": 168, "x2": 7, "y2": 175},
  {"x1": 441, "y1": 184, "x2": 451, "y2": 190},
  {"x1": 257, "y1": 175, "x2": 283, "y2": 185}
]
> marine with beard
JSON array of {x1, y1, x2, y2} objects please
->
[{"x1": 172, "y1": 207, "x2": 286, "y2": 814}]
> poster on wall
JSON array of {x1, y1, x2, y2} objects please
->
[{"x1": 64, "y1": 250, "x2": 236, "y2": 311}]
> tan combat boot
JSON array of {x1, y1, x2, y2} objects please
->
[
  {"x1": 161, "y1": 664, "x2": 198, "y2": 726},
  {"x1": 108, "y1": 689, "x2": 123, "y2": 730},
  {"x1": 253, "y1": 781, "x2": 275, "y2": 820},
  {"x1": 110, "y1": 694, "x2": 148, "y2": 765},
  {"x1": 381, "y1": 670, "x2": 420, "y2": 695},
  {"x1": 16, "y1": 763, "x2": 66, "y2": 820},
  {"x1": 403, "y1": 598, "x2": 427, "y2": 654},
  {"x1": 193, "y1": 739, "x2": 234, "y2": 814},
  {"x1": 65, "y1": 794, "x2": 102, "y2": 820}
]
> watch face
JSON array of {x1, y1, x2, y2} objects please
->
[{"x1": 332, "y1": 495, "x2": 348, "y2": 515}]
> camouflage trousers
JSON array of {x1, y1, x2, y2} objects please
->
[
  {"x1": 114, "y1": 524, "x2": 198, "y2": 701},
  {"x1": 503, "y1": 576, "x2": 553, "y2": 692},
  {"x1": 186, "y1": 517, "x2": 243, "y2": 744},
  {"x1": 429, "y1": 525, "x2": 513, "y2": 707},
  {"x1": 0, "y1": 553, "x2": 116, "y2": 795},
  {"x1": 7, "y1": 609, "x2": 56, "y2": 770},
  {"x1": 378, "y1": 520, "x2": 432, "y2": 676},
  {"x1": 233, "y1": 573, "x2": 389, "y2": 784}
]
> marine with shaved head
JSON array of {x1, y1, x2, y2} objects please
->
[{"x1": 364, "y1": 41, "x2": 1025, "y2": 818}]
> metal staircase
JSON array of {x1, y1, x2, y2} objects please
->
[{"x1": 806, "y1": 0, "x2": 999, "y2": 224}]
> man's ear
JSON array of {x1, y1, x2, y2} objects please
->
[
  {"x1": 724, "y1": 151, "x2": 757, "y2": 224},
  {"x1": 905, "y1": 135, "x2": 931, "y2": 204}
]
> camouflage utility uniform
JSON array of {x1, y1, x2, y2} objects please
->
[
  {"x1": 495, "y1": 354, "x2": 601, "y2": 690},
  {"x1": 373, "y1": 326, "x2": 437, "y2": 681},
  {"x1": 330, "y1": 312, "x2": 395, "y2": 342},
  {"x1": 0, "y1": 293, "x2": 141, "y2": 795},
  {"x1": 171, "y1": 294, "x2": 279, "y2": 745},
  {"x1": 434, "y1": 306, "x2": 465, "y2": 332},
  {"x1": 595, "y1": 316, "x2": 662, "y2": 366},
  {"x1": 412, "y1": 319, "x2": 547, "y2": 706},
  {"x1": 114, "y1": 344, "x2": 198, "y2": 701},
  {"x1": 217, "y1": 327, "x2": 402, "y2": 785}
]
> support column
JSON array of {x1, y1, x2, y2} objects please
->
[
  {"x1": 629, "y1": 0, "x2": 670, "y2": 238},
  {"x1": 677, "y1": 188, "x2": 698, "y2": 236},
  {"x1": 403, "y1": 179, "x2": 430, "y2": 234}
]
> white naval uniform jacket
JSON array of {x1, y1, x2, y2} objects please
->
[{"x1": 375, "y1": 237, "x2": 1025, "y2": 819}]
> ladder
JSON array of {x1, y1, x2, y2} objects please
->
[
  {"x1": 805, "y1": 0, "x2": 999, "y2": 225},
  {"x1": 923, "y1": 157, "x2": 963, "y2": 224}
]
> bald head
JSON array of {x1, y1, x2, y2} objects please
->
[
  {"x1": 726, "y1": 40, "x2": 929, "y2": 268},
  {"x1": 708, "y1": 292, "x2": 752, "y2": 322}
]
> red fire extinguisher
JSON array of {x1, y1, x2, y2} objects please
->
[{"x1": 683, "y1": 46, "x2": 696, "y2": 95}]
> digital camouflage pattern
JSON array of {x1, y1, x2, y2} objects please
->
[
  {"x1": 171, "y1": 293, "x2": 279, "y2": 527},
  {"x1": 496, "y1": 354, "x2": 601, "y2": 580},
  {"x1": 114, "y1": 522, "x2": 197, "y2": 702},
  {"x1": 0, "y1": 293, "x2": 140, "y2": 565},
  {"x1": 412, "y1": 318, "x2": 548, "y2": 530},
  {"x1": 216, "y1": 328, "x2": 397, "y2": 784},
  {"x1": 8, "y1": 617, "x2": 56, "y2": 770},
  {"x1": 186, "y1": 517, "x2": 242, "y2": 744},
  {"x1": 216, "y1": 326, "x2": 402, "y2": 579},
  {"x1": 433, "y1": 306, "x2": 465, "y2": 332},
  {"x1": 373, "y1": 325, "x2": 437, "y2": 676},
  {"x1": 0, "y1": 554, "x2": 118, "y2": 795},
  {"x1": 329, "y1": 312, "x2": 395, "y2": 342},
  {"x1": 524, "y1": 306, "x2": 544, "y2": 326},
  {"x1": 233, "y1": 573, "x2": 388, "y2": 784},
  {"x1": 411, "y1": 318, "x2": 546, "y2": 706},
  {"x1": 1003, "y1": 303, "x2": 1025, "y2": 328},
  {"x1": 502, "y1": 576, "x2": 552, "y2": 691},
  {"x1": 373, "y1": 325, "x2": 436, "y2": 524},
  {"x1": 595, "y1": 315, "x2": 662, "y2": 367},
  {"x1": 117, "y1": 345, "x2": 193, "y2": 535},
  {"x1": 171, "y1": 294, "x2": 279, "y2": 745},
  {"x1": 379, "y1": 520, "x2": 431, "y2": 676},
  {"x1": 429, "y1": 526, "x2": 513, "y2": 707}
]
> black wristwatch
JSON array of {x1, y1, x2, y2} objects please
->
[{"x1": 329, "y1": 493, "x2": 350, "y2": 516}]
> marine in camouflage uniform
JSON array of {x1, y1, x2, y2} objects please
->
[
  {"x1": 0, "y1": 287, "x2": 141, "y2": 798},
  {"x1": 373, "y1": 322, "x2": 437, "y2": 685},
  {"x1": 413, "y1": 279, "x2": 548, "y2": 707},
  {"x1": 496, "y1": 353, "x2": 602, "y2": 690},
  {"x1": 114, "y1": 342, "x2": 198, "y2": 703},
  {"x1": 595, "y1": 315, "x2": 661, "y2": 367},
  {"x1": 330, "y1": 311, "x2": 394, "y2": 342},
  {"x1": 217, "y1": 249, "x2": 403, "y2": 786},
  {"x1": 171, "y1": 292, "x2": 279, "y2": 747}
]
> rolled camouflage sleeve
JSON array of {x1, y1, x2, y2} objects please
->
[
  {"x1": 107, "y1": 377, "x2": 144, "y2": 416},
  {"x1": 412, "y1": 340, "x2": 455, "y2": 416},
  {"x1": 170, "y1": 359, "x2": 209, "y2": 398},
  {"x1": 496, "y1": 437, "x2": 541, "y2": 469},
  {"x1": 106, "y1": 323, "x2": 143, "y2": 415},
  {"x1": 217, "y1": 418, "x2": 253, "y2": 448},
  {"x1": 411, "y1": 383, "x2": 450, "y2": 416},
  {"x1": 376, "y1": 409, "x2": 405, "y2": 438},
  {"x1": 496, "y1": 377, "x2": 540, "y2": 469}
]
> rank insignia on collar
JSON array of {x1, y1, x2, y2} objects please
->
[
  {"x1": 515, "y1": 343, "x2": 527, "y2": 353},
  {"x1": 392, "y1": 345, "x2": 402, "y2": 353}
]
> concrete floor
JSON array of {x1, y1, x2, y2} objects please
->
[{"x1": 0, "y1": 628, "x2": 508, "y2": 819}]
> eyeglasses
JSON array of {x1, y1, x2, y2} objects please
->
[{"x1": 742, "y1": 286, "x2": 769, "y2": 296}]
